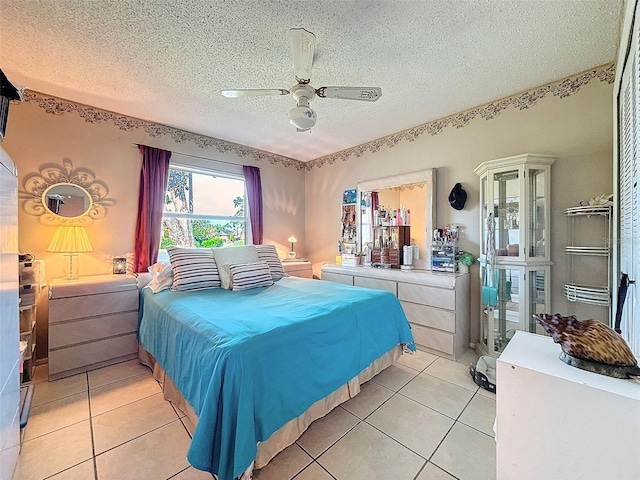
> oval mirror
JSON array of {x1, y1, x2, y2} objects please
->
[{"x1": 42, "y1": 183, "x2": 93, "y2": 219}]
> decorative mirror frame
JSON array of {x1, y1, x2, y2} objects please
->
[
  {"x1": 19, "y1": 158, "x2": 115, "y2": 225},
  {"x1": 356, "y1": 168, "x2": 437, "y2": 269}
]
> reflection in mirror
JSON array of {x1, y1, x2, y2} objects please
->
[
  {"x1": 43, "y1": 184, "x2": 93, "y2": 218},
  {"x1": 357, "y1": 169, "x2": 436, "y2": 269}
]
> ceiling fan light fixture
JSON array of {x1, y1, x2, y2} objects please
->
[{"x1": 289, "y1": 105, "x2": 316, "y2": 130}]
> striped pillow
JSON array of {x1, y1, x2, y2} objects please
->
[
  {"x1": 166, "y1": 246, "x2": 221, "y2": 292},
  {"x1": 228, "y1": 261, "x2": 274, "y2": 291},
  {"x1": 255, "y1": 244, "x2": 286, "y2": 279}
]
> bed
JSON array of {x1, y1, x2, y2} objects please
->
[{"x1": 137, "y1": 274, "x2": 414, "y2": 480}]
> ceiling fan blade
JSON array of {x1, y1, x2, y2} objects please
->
[
  {"x1": 316, "y1": 86, "x2": 382, "y2": 102},
  {"x1": 290, "y1": 28, "x2": 316, "y2": 82},
  {"x1": 221, "y1": 89, "x2": 289, "y2": 98}
]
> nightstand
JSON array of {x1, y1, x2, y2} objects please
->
[
  {"x1": 48, "y1": 274, "x2": 138, "y2": 380},
  {"x1": 282, "y1": 260, "x2": 313, "y2": 279}
]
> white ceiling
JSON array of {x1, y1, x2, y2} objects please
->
[{"x1": 0, "y1": 0, "x2": 622, "y2": 162}]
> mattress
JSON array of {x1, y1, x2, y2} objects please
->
[{"x1": 138, "y1": 276, "x2": 414, "y2": 479}]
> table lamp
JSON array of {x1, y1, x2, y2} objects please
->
[
  {"x1": 287, "y1": 235, "x2": 297, "y2": 259},
  {"x1": 47, "y1": 225, "x2": 93, "y2": 280}
]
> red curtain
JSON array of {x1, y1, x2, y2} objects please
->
[
  {"x1": 133, "y1": 145, "x2": 171, "y2": 273},
  {"x1": 243, "y1": 166, "x2": 263, "y2": 245}
]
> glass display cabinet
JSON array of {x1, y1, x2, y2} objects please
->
[{"x1": 474, "y1": 153, "x2": 555, "y2": 356}]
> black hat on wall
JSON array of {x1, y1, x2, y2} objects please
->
[{"x1": 448, "y1": 183, "x2": 467, "y2": 210}]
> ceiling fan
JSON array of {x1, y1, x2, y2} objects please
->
[{"x1": 221, "y1": 28, "x2": 382, "y2": 131}]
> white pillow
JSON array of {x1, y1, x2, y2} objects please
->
[
  {"x1": 145, "y1": 261, "x2": 174, "y2": 293},
  {"x1": 167, "y1": 247, "x2": 221, "y2": 292},
  {"x1": 211, "y1": 246, "x2": 259, "y2": 289},
  {"x1": 228, "y1": 261, "x2": 274, "y2": 291},
  {"x1": 255, "y1": 244, "x2": 286, "y2": 279}
]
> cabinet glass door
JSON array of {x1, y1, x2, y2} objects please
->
[
  {"x1": 528, "y1": 268, "x2": 548, "y2": 334},
  {"x1": 528, "y1": 168, "x2": 547, "y2": 258},
  {"x1": 493, "y1": 170, "x2": 520, "y2": 257},
  {"x1": 481, "y1": 176, "x2": 488, "y2": 256}
]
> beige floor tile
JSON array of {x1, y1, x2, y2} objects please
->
[
  {"x1": 424, "y1": 357, "x2": 479, "y2": 392},
  {"x1": 48, "y1": 460, "x2": 96, "y2": 480},
  {"x1": 341, "y1": 381, "x2": 394, "y2": 419},
  {"x1": 24, "y1": 391, "x2": 89, "y2": 441},
  {"x1": 415, "y1": 462, "x2": 457, "y2": 480},
  {"x1": 293, "y1": 462, "x2": 334, "y2": 480},
  {"x1": 296, "y1": 406, "x2": 359, "y2": 458},
  {"x1": 458, "y1": 394, "x2": 496, "y2": 437},
  {"x1": 89, "y1": 373, "x2": 162, "y2": 416},
  {"x1": 32, "y1": 372, "x2": 88, "y2": 407},
  {"x1": 170, "y1": 466, "x2": 215, "y2": 479},
  {"x1": 456, "y1": 348, "x2": 480, "y2": 367},
  {"x1": 254, "y1": 443, "x2": 313, "y2": 480},
  {"x1": 431, "y1": 423, "x2": 496, "y2": 480},
  {"x1": 92, "y1": 392, "x2": 181, "y2": 454},
  {"x1": 13, "y1": 420, "x2": 93, "y2": 480},
  {"x1": 366, "y1": 394, "x2": 454, "y2": 459},
  {"x1": 95, "y1": 420, "x2": 191, "y2": 479},
  {"x1": 399, "y1": 373, "x2": 474, "y2": 419},
  {"x1": 88, "y1": 359, "x2": 152, "y2": 389},
  {"x1": 396, "y1": 349, "x2": 438, "y2": 371},
  {"x1": 371, "y1": 363, "x2": 420, "y2": 391},
  {"x1": 317, "y1": 422, "x2": 424, "y2": 480}
]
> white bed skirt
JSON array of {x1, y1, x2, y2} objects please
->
[{"x1": 138, "y1": 344, "x2": 401, "y2": 477}]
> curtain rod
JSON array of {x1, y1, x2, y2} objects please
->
[{"x1": 132, "y1": 143, "x2": 256, "y2": 169}]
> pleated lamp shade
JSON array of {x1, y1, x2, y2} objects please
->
[
  {"x1": 47, "y1": 226, "x2": 93, "y2": 253},
  {"x1": 47, "y1": 226, "x2": 92, "y2": 280}
]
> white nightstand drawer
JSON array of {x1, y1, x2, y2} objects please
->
[
  {"x1": 49, "y1": 311, "x2": 138, "y2": 349},
  {"x1": 397, "y1": 282, "x2": 455, "y2": 310},
  {"x1": 354, "y1": 276, "x2": 397, "y2": 295},
  {"x1": 49, "y1": 290, "x2": 138, "y2": 323},
  {"x1": 48, "y1": 333, "x2": 138, "y2": 378},
  {"x1": 400, "y1": 301, "x2": 456, "y2": 333}
]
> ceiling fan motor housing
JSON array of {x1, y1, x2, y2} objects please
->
[{"x1": 289, "y1": 84, "x2": 317, "y2": 129}]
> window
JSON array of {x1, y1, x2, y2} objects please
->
[{"x1": 160, "y1": 166, "x2": 247, "y2": 250}]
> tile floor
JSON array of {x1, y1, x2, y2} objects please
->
[{"x1": 13, "y1": 349, "x2": 496, "y2": 480}]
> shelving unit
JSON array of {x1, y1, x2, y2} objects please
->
[
  {"x1": 475, "y1": 153, "x2": 555, "y2": 356},
  {"x1": 563, "y1": 205, "x2": 612, "y2": 320},
  {"x1": 18, "y1": 260, "x2": 44, "y2": 383}
]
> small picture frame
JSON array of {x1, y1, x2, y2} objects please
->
[{"x1": 112, "y1": 257, "x2": 127, "y2": 275}]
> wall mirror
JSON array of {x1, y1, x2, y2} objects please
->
[
  {"x1": 356, "y1": 169, "x2": 436, "y2": 269},
  {"x1": 20, "y1": 158, "x2": 115, "y2": 225},
  {"x1": 43, "y1": 183, "x2": 93, "y2": 218}
]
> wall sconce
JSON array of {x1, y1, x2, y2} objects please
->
[
  {"x1": 112, "y1": 257, "x2": 127, "y2": 275},
  {"x1": 287, "y1": 235, "x2": 297, "y2": 259},
  {"x1": 47, "y1": 226, "x2": 93, "y2": 280}
]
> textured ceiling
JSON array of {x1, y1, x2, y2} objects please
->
[{"x1": 0, "y1": 0, "x2": 622, "y2": 162}]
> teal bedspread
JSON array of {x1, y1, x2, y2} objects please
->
[{"x1": 138, "y1": 276, "x2": 414, "y2": 480}]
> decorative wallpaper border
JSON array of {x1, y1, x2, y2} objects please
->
[
  {"x1": 21, "y1": 62, "x2": 614, "y2": 172},
  {"x1": 21, "y1": 91, "x2": 307, "y2": 171},
  {"x1": 305, "y1": 63, "x2": 615, "y2": 170}
]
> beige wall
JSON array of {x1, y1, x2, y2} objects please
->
[
  {"x1": 3, "y1": 100, "x2": 306, "y2": 359},
  {"x1": 305, "y1": 80, "x2": 614, "y2": 345}
]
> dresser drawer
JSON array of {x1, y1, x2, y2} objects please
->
[
  {"x1": 398, "y1": 282, "x2": 455, "y2": 310},
  {"x1": 354, "y1": 276, "x2": 397, "y2": 295},
  {"x1": 49, "y1": 290, "x2": 138, "y2": 323},
  {"x1": 49, "y1": 311, "x2": 138, "y2": 349},
  {"x1": 322, "y1": 272, "x2": 354, "y2": 286},
  {"x1": 48, "y1": 333, "x2": 138, "y2": 375},
  {"x1": 400, "y1": 301, "x2": 456, "y2": 333},
  {"x1": 411, "y1": 324, "x2": 454, "y2": 355}
]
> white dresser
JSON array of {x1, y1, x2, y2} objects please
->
[
  {"x1": 282, "y1": 260, "x2": 313, "y2": 278},
  {"x1": 321, "y1": 264, "x2": 470, "y2": 360},
  {"x1": 48, "y1": 274, "x2": 139, "y2": 380}
]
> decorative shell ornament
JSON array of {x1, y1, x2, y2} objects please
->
[{"x1": 534, "y1": 313, "x2": 640, "y2": 379}]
